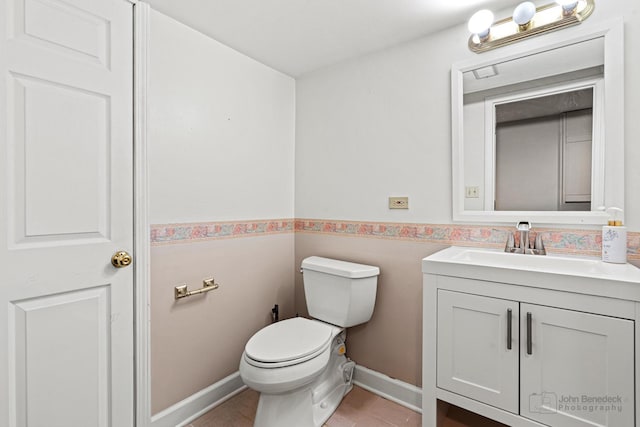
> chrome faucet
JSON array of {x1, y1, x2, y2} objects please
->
[
  {"x1": 505, "y1": 221, "x2": 546, "y2": 255},
  {"x1": 517, "y1": 221, "x2": 531, "y2": 250}
]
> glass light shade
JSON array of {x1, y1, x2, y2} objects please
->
[
  {"x1": 556, "y1": 0, "x2": 578, "y2": 11},
  {"x1": 468, "y1": 9, "x2": 494, "y2": 37},
  {"x1": 513, "y1": 2, "x2": 536, "y2": 25}
]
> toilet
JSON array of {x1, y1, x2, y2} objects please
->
[{"x1": 239, "y1": 256, "x2": 380, "y2": 427}]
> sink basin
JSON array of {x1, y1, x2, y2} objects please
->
[
  {"x1": 450, "y1": 248, "x2": 603, "y2": 275},
  {"x1": 424, "y1": 246, "x2": 640, "y2": 286}
]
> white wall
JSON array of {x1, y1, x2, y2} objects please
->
[
  {"x1": 463, "y1": 99, "x2": 485, "y2": 210},
  {"x1": 295, "y1": 1, "x2": 640, "y2": 230},
  {"x1": 295, "y1": 29, "x2": 460, "y2": 223},
  {"x1": 146, "y1": 10, "x2": 297, "y2": 413},
  {"x1": 149, "y1": 10, "x2": 295, "y2": 224}
]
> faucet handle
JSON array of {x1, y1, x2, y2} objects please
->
[
  {"x1": 504, "y1": 233, "x2": 521, "y2": 253},
  {"x1": 506, "y1": 233, "x2": 515, "y2": 247}
]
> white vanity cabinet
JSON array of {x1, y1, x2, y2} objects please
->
[
  {"x1": 519, "y1": 302, "x2": 634, "y2": 426},
  {"x1": 423, "y1": 247, "x2": 640, "y2": 427},
  {"x1": 437, "y1": 291, "x2": 519, "y2": 414}
]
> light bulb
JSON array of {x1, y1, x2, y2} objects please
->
[
  {"x1": 555, "y1": 0, "x2": 578, "y2": 15},
  {"x1": 468, "y1": 9, "x2": 494, "y2": 41},
  {"x1": 513, "y1": 2, "x2": 536, "y2": 30}
]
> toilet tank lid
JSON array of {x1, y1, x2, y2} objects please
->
[{"x1": 301, "y1": 256, "x2": 380, "y2": 278}]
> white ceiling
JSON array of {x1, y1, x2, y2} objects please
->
[{"x1": 143, "y1": 0, "x2": 522, "y2": 77}]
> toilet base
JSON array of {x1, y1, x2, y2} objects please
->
[{"x1": 253, "y1": 341, "x2": 356, "y2": 427}]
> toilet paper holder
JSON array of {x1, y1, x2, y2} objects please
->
[{"x1": 174, "y1": 277, "x2": 219, "y2": 300}]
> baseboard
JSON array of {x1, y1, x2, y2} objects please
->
[
  {"x1": 149, "y1": 365, "x2": 421, "y2": 426},
  {"x1": 150, "y1": 372, "x2": 246, "y2": 427},
  {"x1": 353, "y1": 365, "x2": 422, "y2": 413}
]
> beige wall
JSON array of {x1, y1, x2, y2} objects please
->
[
  {"x1": 148, "y1": 9, "x2": 296, "y2": 414},
  {"x1": 294, "y1": 230, "x2": 640, "y2": 390},
  {"x1": 151, "y1": 234, "x2": 295, "y2": 413},
  {"x1": 295, "y1": 233, "x2": 448, "y2": 387}
]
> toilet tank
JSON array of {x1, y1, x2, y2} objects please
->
[{"x1": 301, "y1": 256, "x2": 380, "y2": 327}]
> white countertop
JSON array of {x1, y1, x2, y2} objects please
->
[{"x1": 423, "y1": 246, "x2": 640, "y2": 301}]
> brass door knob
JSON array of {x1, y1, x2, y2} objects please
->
[{"x1": 111, "y1": 251, "x2": 133, "y2": 268}]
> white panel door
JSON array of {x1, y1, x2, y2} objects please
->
[
  {"x1": 495, "y1": 116, "x2": 561, "y2": 211},
  {"x1": 0, "y1": 0, "x2": 134, "y2": 426},
  {"x1": 562, "y1": 109, "x2": 593, "y2": 208},
  {"x1": 520, "y1": 304, "x2": 634, "y2": 427},
  {"x1": 437, "y1": 290, "x2": 519, "y2": 413}
]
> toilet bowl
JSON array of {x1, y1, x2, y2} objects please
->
[
  {"x1": 239, "y1": 317, "x2": 353, "y2": 426},
  {"x1": 239, "y1": 256, "x2": 379, "y2": 427}
]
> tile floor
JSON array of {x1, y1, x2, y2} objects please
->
[{"x1": 187, "y1": 385, "x2": 506, "y2": 427}]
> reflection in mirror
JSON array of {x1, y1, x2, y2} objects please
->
[
  {"x1": 463, "y1": 37, "x2": 602, "y2": 213},
  {"x1": 452, "y1": 20, "x2": 624, "y2": 224},
  {"x1": 495, "y1": 87, "x2": 594, "y2": 211}
]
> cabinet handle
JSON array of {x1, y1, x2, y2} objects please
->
[
  {"x1": 526, "y1": 312, "x2": 533, "y2": 355},
  {"x1": 507, "y1": 308, "x2": 512, "y2": 350}
]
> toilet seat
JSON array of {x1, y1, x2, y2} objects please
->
[{"x1": 244, "y1": 317, "x2": 333, "y2": 368}]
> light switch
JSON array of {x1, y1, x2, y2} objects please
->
[{"x1": 465, "y1": 186, "x2": 480, "y2": 198}]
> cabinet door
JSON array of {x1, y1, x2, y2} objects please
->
[
  {"x1": 437, "y1": 290, "x2": 519, "y2": 413},
  {"x1": 520, "y1": 304, "x2": 634, "y2": 427}
]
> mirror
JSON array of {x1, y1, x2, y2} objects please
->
[{"x1": 452, "y1": 19, "x2": 624, "y2": 225}]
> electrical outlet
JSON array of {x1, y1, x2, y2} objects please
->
[
  {"x1": 389, "y1": 197, "x2": 409, "y2": 209},
  {"x1": 465, "y1": 186, "x2": 480, "y2": 198}
]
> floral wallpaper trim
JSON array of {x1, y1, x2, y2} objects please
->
[
  {"x1": 150, "y1": 219, "x2": 294, "y2": 245},
  {"x1": 149, "y1": 218, "x2": 640, "y2": 260},
  {"x1": 295, "y1": 219, "x2": 640, "y2": 260}
]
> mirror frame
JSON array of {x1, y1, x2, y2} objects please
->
[{"x1": 452, "y1": 18, "x2": 624, "y2": 225}]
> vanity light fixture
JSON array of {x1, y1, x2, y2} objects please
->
[
  {"x1": 468, "y1": 9, "x2": 495, "y2": 42},
  {"x1": 556, "y1": 0, "x2": 579, "y2": 16},
  {"x1": 513, "y1": 2, "x2": 536, "y2": 31},
  {"x1": 467, "y1": 0, "x2": 595, "y2": 53}
]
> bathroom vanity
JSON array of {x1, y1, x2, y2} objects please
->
[{"x1": 422, "y1": 246, "x2": 640, "y2": 427}]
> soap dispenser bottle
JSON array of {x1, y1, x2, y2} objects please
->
[{"x1": 602, "y1": 207, "x2": 627, "y2": 264}]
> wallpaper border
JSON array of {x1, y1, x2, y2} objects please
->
[{"x1": 150, "y1": 218, "x2": 640, "y2": 260}]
